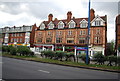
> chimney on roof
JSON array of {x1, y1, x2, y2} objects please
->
[
  {"x1": 48, "y1": 14, "x2": 53, "y2": 22},
  {"x1": 72, "y1": 17, "x2": 75, "y2": 20},
  {"x1": 90, "y1": 8, "x2": 95, "y2": 21},
  {"x1": 67, "y1": 11, "x2": 72, "y2": 22}
]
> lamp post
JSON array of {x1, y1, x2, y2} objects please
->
[{"x1": 86, "y1": 0, "x2": 91, "y2": 65}]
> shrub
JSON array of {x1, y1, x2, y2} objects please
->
[
  {"x1": 2, "y1": 46, "x2": 11, "y2": 52},
  {"x1": 78, "y1": 54, "x2": 90, "y2": 64},
  {"x1": 10, "y1": 46, "x2": 17, "y2": 55},
  {"x1": 65, "y1": 52, "x2": 75, "y2": 62},
  {"x1": 55, "y1": 51, "x2": 65, "y2": 61},
  {"x1": 107, "y1": 55, "x2": 117, "y2": 66},
  {"x1": 42, "y1": 50, "x2": 55, "y2": 59},
  {"x1": 93, "y1": 52, "x2": 105, "y2": 65},
  {"x1": 117, "y1": 56, "x2": 120, "y2": 66},
  {"x1": 17, "y1": 46, "x2": 31, "y2": 56}
]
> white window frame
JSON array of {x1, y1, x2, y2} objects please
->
[
  {"x1": 48, "y1": 21, "x2": 54, "y2": 29},
  {"x1": 68, "y1": 20, "x2": 75, "y2": 28},
  {"x1": 91, "y1": 15, "x2": 105, "y2": 26},
  {"x1": 80, "y1": 19, "x2": 88, "y2": 28},
  {"x1": 58, "y1": 21, "x2": 64, "y2": 29},
  {"x1": 40, "y1": 23, "x2": 45, "y2": 30}
]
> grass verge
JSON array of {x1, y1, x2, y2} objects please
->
[{"x1": 2, "y1": 53, "x2": 120, "y2": 71}]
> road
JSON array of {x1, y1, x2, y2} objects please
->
[{"x1": 2, "y1": 57, "x2": 119, "y2": 79}]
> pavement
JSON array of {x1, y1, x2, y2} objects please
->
[{"x1": 2, "y1": 57, "x2": 119, "y2": 79}]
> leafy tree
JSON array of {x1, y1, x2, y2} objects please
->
[{"x1": 106, "y1": 40, "x2": 115, "y2": 56}]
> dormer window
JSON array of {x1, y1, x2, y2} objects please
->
[
  {"x1": 48, "y1": 21, "x2": 54, "y2": 29},
  {"x1": 68, "y1": 20, "x2": 75, "y2": 28},
  {"x1": 58, "y1": 21, "x2": 64, "y2": 29},
  {"x1": 80, "y1": 19, "x2": 88, "y2": 28},
  {"x1": 40, "y1": 23, "x2": 45, "y2": 30},
  {"x1": 91, "y1": 15, "x2": 105, "y2": 26},
  {"x1": 95, "y1": 20, "x2": 101, "y2": 26}
]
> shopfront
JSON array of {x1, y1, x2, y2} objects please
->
[{"x1": 76, "y1": 47, "x2": 87, "y2": 56}]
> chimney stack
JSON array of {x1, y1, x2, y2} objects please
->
[
  {"x1": 67, "y1": 11, "x2": 72, "y2": 22},
  {"x1": 48, "y1": 14, "x2": 53, "y2": 22},
  {"x1": 90, "y1": 8, "x2": 95, "y2": 21}
]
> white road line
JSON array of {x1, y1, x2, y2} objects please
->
[{"x1": 38, "y1": 70, "x2": 50, "y2": 73}]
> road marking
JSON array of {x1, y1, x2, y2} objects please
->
[{"x1": 38, "y1": 70, "x2": 50, "y2": 73}]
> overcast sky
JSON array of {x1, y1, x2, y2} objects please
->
[{"x1": 0, "y1": 0, "x2": 119, "y2": 42}]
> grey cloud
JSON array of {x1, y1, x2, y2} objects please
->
[
  {"x1": 0, "y1": 2, "x2": 23, "y2": 15},
  {"x1": 27, "y1": 2, "x2": 63, "y2": 19},
  {"x1": 92, "y1": 2, "x2": 118, "y2": 28},
  {"x1": 0, "y1": 2, "x2": 64, "y2": 20}
]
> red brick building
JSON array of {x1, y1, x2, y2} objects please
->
[
  {"x1": 115, "y1": 14, "x2": 120, "y2": 56},
  {"x1": 0, "y1": 24, "x2": 37, "y2": 47},
  {"x1": 34, "y1": 8, "x2": 107, "y2": 57}
]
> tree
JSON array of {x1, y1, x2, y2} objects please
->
[{"x1": 106, "y1": 40, "x2": 115, "y2": 56}]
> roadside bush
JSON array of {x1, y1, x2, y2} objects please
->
[
  {"x1": 2, "y1": 46, "x2": 11, "y2": 52},
  {"x1": 17, "y1": 46, "x2": 31, "y2": 56},
  {"x1": 107, "y1": 55, "x2": 117, "y2": 66},
  {"x1": 55, "y1": 51, "x2": 65, "y2": 61},
  {"x1": 118, "y1": 56, "x2": 120, "y2": 66},
  {"x1": 65, "y1": 52, "x2": 75, "y2": 62},
  {"x1": 43, "y1": 50, "x2": 55, "y2": 59},
  {"x1": 10, "y1": 46, "x2": 17, "y2": 55},
  {"x1": 93, "y1": 52, "x2": 106, "y2": 65},
  {"x1": 78, "y1": 54, "x2": 90, "y2": 64},
  {"x1": 41, "y1": 51, "x2": 46, "y2": 57}
]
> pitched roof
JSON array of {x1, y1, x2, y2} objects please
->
[{"x1": 40, "y1": 15, "x2": 106, "y2": 29}]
